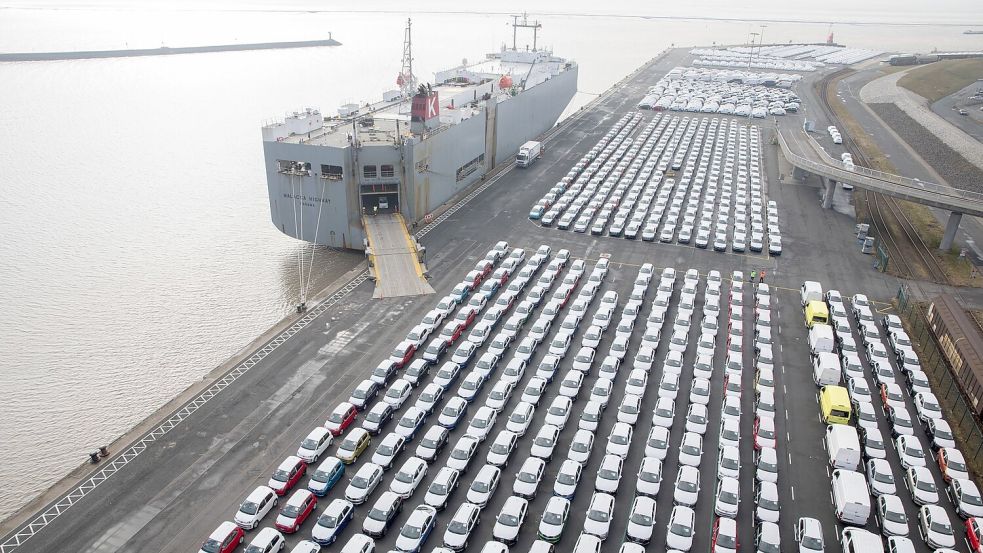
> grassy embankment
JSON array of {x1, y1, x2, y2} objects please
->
[{"x1": 897, "y1": 58, "x2": 983, "y2": 102}]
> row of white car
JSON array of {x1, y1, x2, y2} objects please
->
[
  {"x1": 689, "y1": 49, "x2": 822, "y2": 73},
  {"x1": 534, "y1": 111, "x2": 782, "y2": 254},
  {"x1": 637, "y1": 67, "x2": 801, "y2": 116},
  {"x1": 814, "y1": 288, "x2": 975, "y2": 552}
]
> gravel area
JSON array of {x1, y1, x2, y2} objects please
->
[{"x1": 869, "y1": 102, "x2": 983, "y2": 194}]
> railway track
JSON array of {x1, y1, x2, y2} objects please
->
[{"x1": 814, "y1": 71, "x2": 950, "y2": 284}]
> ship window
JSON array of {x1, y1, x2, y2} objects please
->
[
  {"x1": 363, "y1": 165, "x2": 377, "y2": 179},
  {"x1": 321, "y1": 164, "x2": 343, "y2": 180},
  {"x1": 381, "y1": 165, "x2": 395, "y2": 178}
]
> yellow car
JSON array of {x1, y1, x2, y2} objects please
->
[{"x1": 336, "y1": 428, "x2": 371, "y2": 464}]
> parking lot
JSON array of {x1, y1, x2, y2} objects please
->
[{"x1": 531, "y1": 111, "x2": 783, "y2": 258}]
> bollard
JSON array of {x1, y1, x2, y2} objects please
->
[
  {"x1": 89, "y1": 451, "x2": 101, "y2": 464},
  {"x1": 99, "y1": 446, "x2": 110, "y2": 458}
]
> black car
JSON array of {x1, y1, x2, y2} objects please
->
[
  {"x1": 362, "y1": 491, "x2": 404, "y2": 538},
  {"x1": 404, "y1": 359, "x2": 432, "y2": 387},
  {"x1": 349, "y1": 379, "x2": 380, "y2": 410}
]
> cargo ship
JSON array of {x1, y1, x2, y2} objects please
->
[{"x1": 261, "y1": 16, "x2": 578, "y2": 250}]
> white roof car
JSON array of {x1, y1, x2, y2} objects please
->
[
  {"x1": 594, "y1": 453, "x2": 623, "y2": 494},
  {"x1": 505, "y1": 401, "x2": 535, "y2": 436},
  {"x1": 446, "y1": 435, "x2": 479, "y2": 472},
  {"x1": 466, "y1": 464, "x2": 501, "y2": 507},
  {"x1": 867, "y1": 458, "x2": 896, "y2": 496},
  {"x1": 242, "y1": 528, "x2": 286, "y2": 553},
  {"x1": 714, "y1": 476, "x2": 740, "y2": 518},
  {"x1": 794, "y1": 516, "x2": 824, "y2": 552},
  {"x1": 678, "y1": 431, "x2": 704, "y2": 467},
  {"x1": 756, "y1": 481, "x2": 780, "y2": 523},
  {"x1": 645, "y1": 426, "x2": 670, "y2": 460},
  {"x1": 520, "y1": 377, "x2": 548, "y2": 406},
  {"x1": 486, "y1": 430, "x2": 519, "y2": 467},
  {"x1": 234, "y1": 485, "x2": 278, "y2": 530},
  {"x1": 918, "y1": 504, "x2": 955, "y2": 549},
  {"x1": 530, "y1": 424, "x2": 561, "y2": 461},
  {"x1": 588, "y1": 378, "x2": 613, "y2": 407},
  {"x1": 606, "y1": 422, "x2": 633, "y2": 458},
  {"x1": 756, "y1": 447, "x2": 778, "y2": 483},
  {"x1": 636, "y1": 456, "x2": 663, "y2": 497},
  {"x1": 583, "y1": 492, "x2": 615, "y2": 540},
  {"x1": 395, "y1": 505, "x2": 437, "y2": 552},
  {"x1": 389, "y1": 456, "x2": 428, "y2": 499},
  {"x1": 625, "y1": 495, "x2": 657, "y2": 544},
  {"x1": 360, "y1": 491, "x2": 402, "y2": 538},
  {"x1": 424, "y1": 467, "x2": 459, "y2": 511},
  {"x1": 666, "y1": 505, "x2": 696, "y2": 551},
  {"x1": 579, "y1": 400, "x2": 603, "y2": 432},
  {"x1": 905, "y1": 466, "x2": 939, "y2": 505},
  {"x1": 537, "y1": 496, "x2": 570, "y2": 543},
  {"x1": 652, "y1": 396, "x2": 676, "y2": 428},
  {"x1": 512, "y1": 455, "x2": 546, "y2": 499},
  {"x1": 718, "y1": 446, "x2": 741, "y2": 480},
  {"x1": 465, "y1": 406, "x2": 498, "y2": 442},
  {"x1": 345, "y1": 462, "x2": 384, "y2": 505},
  {"x1": 492, "y1": 495, "x2": 529, "y2": 545},
  {"x1": 545, "y1": 395, "x2": 574, "y2": 429},
  {"x1": 877, "y1": 493, "x2": 910, "y2": 537},
  {"x1": 948, "y1": 478, "x2": 983, "y2": 518},
  {"x1": 558, "y1": 370, "x2": 585, "y2": 399},
  {"x1": 442, "y1": 501, "x2": 481, "y2": 550},
  {"x1": 553, "y1": 459, "x2": 583, "y2": 498},
  {"x1": 686, "y1": 403, "x2": 709, "y2": 435},
  {"x1": 673, "y1": 465, "x2": 701, "y2": 507},
  {"x1": 895, "y1": 435, "x2": 927, "y2": 469},
  {"x1": 569, "y1": 429, "x2": 595, "y2": 465}
]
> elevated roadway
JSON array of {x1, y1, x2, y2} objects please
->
[{"x1": 777, "y1": 125, "x2": 983, "y2": 249}]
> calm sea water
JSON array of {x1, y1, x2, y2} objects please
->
[{"x1": 0, "y1": 0, "x2": 980, "y2": 523}]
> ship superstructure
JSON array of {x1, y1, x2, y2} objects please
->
[{"x1": 261, "y1": 17, "x2": 578, "y2": 250}]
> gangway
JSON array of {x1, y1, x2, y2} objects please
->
[{"x1": 363, "y1": 213, "x2": 435, "y2": 298}]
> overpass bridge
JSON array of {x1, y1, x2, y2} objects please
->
[{"x1": 776, "y1": 126, "x2": 983, "y2": 250}]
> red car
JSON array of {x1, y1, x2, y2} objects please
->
[
  {"x1": 464, "y1": 270, "x2": 483, "y2": 290},
  {"x1": 753, "y1": 415, "x2": 776, "y2": 451},
  {"x1": 200, "y1": 521, "x2": 243, "y2": 553},
  {"x1": 439, "y1": 321, "x2": 465, "y2": 345},
  {"x1": 389, "y1": 341, "x2": 417, "y2": 369},
  {"x1": 455, "y1": 307, "x2": 478, "y2": 329},
  {"x1": 267, "y1": 456, "x2": 307, "y2": 495},
  {"x1": 967, "y1": 517, "x2": 983, "y2": 553},
  {"x1": 275, "y1": 489, "x2": 317, "y2": 533},
  {"x1": 711, "y1": 516, "x2": 739, "y2": 552},
  {"x1": 325, "y1": 402, "x2": 358, "y2": 436},
  {"x1": 553, "y1": 286, "x2": 573, "y2": 308},
  {"x1": 474, "y1": 260, "x2": 493, "y2": 279}
]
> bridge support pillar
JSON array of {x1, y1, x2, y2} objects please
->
[
  {"x1": 940, "y1": 211, "x2": 963, "y2": 251},
  {"x1": 822, "y1": 178, "x2": 836, "y2": 209}
]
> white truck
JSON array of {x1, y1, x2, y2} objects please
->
[
  {"x1": 800, "y1": 281, "x2": 823, "y2": 307},
  {"x1": 812, "y1": 352, "x2": 841, "y2": 386},
  {"x1": 516, "y1": 141, "x2": 543, "y2": 168},
  {"x1": 808, "y1": 325, "x2": 835, "y2": 356},
  {"x1": 825, "y1": 424, "x2": 861, "y2": 471},
  {"x1": 831, "y1": 469, "x2": 871, "y2": 525}
]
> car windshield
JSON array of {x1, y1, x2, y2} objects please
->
[
  {"x1": 452, "y1": 447, "x2": 470, "y2": 460},
  {"x1": 964, "y1": 490, "x2": 983, "y2": 506},
  {"x1": 396, "y1": 470, "x2": 416, "y2": 483},
  {"x1": 717, "y1": 533, "x2": 736, "y2": 547},
  {"x1": 378, "y1": 445, "x2": 394, "y2": 456},
  {"x1": 720, "y1": 490, "x2": 738, "y2": 504},
  {"x1": 884, "y1": 508, "x2": 906, "y2": 523},
  {"x1": 874, "y1": 471, "x2": 893, "y2": 484},
  {"x1": 678, "y1": 479, "x2": 697, "y2": 492},
  {"x1": 244, "y1": 546, "x2": 268, "y2": 553},
  {"x1": 272, "y1": 469, "x2": 290, "y2": 482},
  {"x1": 916, "y1": 478, "x2": 936, "y2": 492},
  {"x1": 572, "y1": 440, "x2": 589, "y2": 453},
  {"x1": 517, "y1": 470, "x2": 538, "y2": 483},
  {"x1": 448, "y1": 519, "x2": 471, "y2": 534},
  {"x1": 631, "y1": 511, "x2": 653, "y2": 525},
  {"x1": 641, "y1": 470, "x2": 660, "y2": 483},
  {"x1": 722, "y1": 457, "x2": 739, "y2": 470},
  {"x1": 544, "y1": 510, "x2": 564, "y2": 525},
  {"x1": 319, "y1": 513, "x2": 340, "y2": 527},
  {"x1": 492, "y1": 442, "x2": 511, "y2": 454},
  {"x1": 472, "y1": 480, "x2": 491, "y2": 493},
  {"x1": 401, "y1": 523, "x2": 423, "y2": 539},
  {"x1": 201, "y1": 539, "x2": 227, "y2": 553},
  {"x1": 588, "y1": 508, "x2": 610, "y2": 522},
  {"x1": 599, "y1": 467, "x2": 619, "y2": 479},
  {"x1": 801, "y1": 534, "x2": 823, "y2": 549},
  {"x1": 656, "y1": 407, "x2": 673, "y2": 418},
  {"x1": 931, "y1": 519, "x2": 952, "y2": 534},
  {"x1": 442, "y1": 404, "x2": 461, "y2": 417},
  {"x1": 905, "y1": 445, "x2": 924, "y2": 459},
  {"x1": 511, "y1": 412, "x2": 528, "y2": 424},
  {"x1": 612, "y1": 434, "x2": 629, "y2": 445},
  {"x1": 690, "y1": 412, "x2": 707, "y2": 424},
  {"x1": 671, "y1": 523, "x2": 692, "y2": 537},
  {"x1": 558, "y1": 471, "x2": 578, "y2": 485},
  {"x1": 282, "y1": 503, "x2": 302, "y2": 517},
  {"x1": 682, "y1": 443, "x2": 700, "y2": 455}
]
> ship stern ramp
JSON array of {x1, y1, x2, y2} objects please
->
[{"x1": 362, "y1": 213, "x2": 435, "y2": 298}]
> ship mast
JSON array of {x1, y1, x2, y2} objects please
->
[
  {"x1": 398, "y1": 18, "x2": 418, "y2": 98},
  {"x1": 510, "y1": 12, "x2": 542, "y2": 51}
]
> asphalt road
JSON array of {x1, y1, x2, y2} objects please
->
[
  {"x1": 2, "y1": 48, "x2": 963, "y2": 553},
  {"x1": 931, "y1": 82, "x2": 983, "y2": 143}
]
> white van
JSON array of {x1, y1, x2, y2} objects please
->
[
  {"x1": 800, "y1": 281, "x2": 823, "y2": 307},
  {"x1": 841, "y1": 528, "x2": 883, "y2": 553},
  {"x1": 825, "y1": 425, "x2": 861, "y2": 471},
  {"x1": 812, "y1": 352, "x2": 841, "y2": 386},
  {"x1": 808, "y1": 325, "x2": 835, "y2": 356},
  {"x1": 831, "y1": 469, "x2": 871, "y2": 525}
]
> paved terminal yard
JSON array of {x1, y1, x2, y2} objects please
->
[{"x1": 2, "y1": 48, "x2": 971, "y2": 553}]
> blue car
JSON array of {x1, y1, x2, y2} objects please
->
[
  {"x1": 529, "y1": 206, "x2": 544, "y2": 220},
  {"x1": 308, "y1": 457, "x2": 345, "y2": 496},
  {"x1": 311, "y1": 498, "x2": 354, "y2": 544},
  {"x1": 450, "y1": 283, "x2": 470, "y2": 304},
  {"x1": 479, "y1": 279, "x2": 500, "y2": 299},
  {"x1": 395, "y1": 407, "x2": 428, "y2": 442},
  {"x1": 395, "y1": 505, "x2": 437, "y2": 552}
]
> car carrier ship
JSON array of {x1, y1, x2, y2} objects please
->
[{"x1": 261, "y1": 17, "x2": 578, "y2": 253}]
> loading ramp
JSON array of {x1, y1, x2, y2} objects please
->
[{"x1": 363, "y1": 213, "x2": 435, "y2": 298}]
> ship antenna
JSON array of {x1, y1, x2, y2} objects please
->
[
  {"x1": 510, "y1": 12, "x2": 542, "y2": 51},
  {"x1": 398, "y1": 18, "x2": 418, "y2": 98}
]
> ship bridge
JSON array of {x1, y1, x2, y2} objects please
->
[{"x1": 362, "y1": 213, "x2": 434, "y2": 298}]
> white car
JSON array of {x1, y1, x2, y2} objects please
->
[
  {"x1": 678, "y1": 432, "x2": 703, "y2": 467},
  {"x1": 877, "y1": 494, "x2": 910, "y2": 537},
  {"x1": 558, "y1": 370, "x2": 585, "y2": 399},
  {"x1": 617, "y1": 394, "x2": 642, "y2": 424},
  {"x1": 569, "y1": 429, "x2": 595, "y2": 465},
  {"x1": 389, "y1": 456, "x2": 428, "y2": 499},
  {"x1": 948, "y1": 478, "x2": 983, "y2": 518},
  {"x1": 717, "y1": 446, "x2": 741, "y2": 480},
  {"x1": 594, "y1": 454, "x2": 623, "y2": 494},
  {"x1": 371, "y1": 433, "x2": 405, "y2": 471},
  {"x1": 721, "y1": 395, "x2": 741, "y2": 422},
  {"x1": 416, "y1": 383, "x2": 444, "y2": 415},
  {"x1": 545, "y1": 395, "x2": 574, "y2": 429},
  {"x1": 645, "y1": 426, "x2": 670, "y2": 460},
  {"x1": 553, "y1": 459, "x2": 583, "y2": 498},
  {"x1": 499, "y1": 358, "x2": 526, "y2": 384},
  {"x1": 606, "y1": 422, "x2": 633, "y2": 458},
  {"x1": 918, "y1": 504, "x2": 955, "y2": 549},
  {"x1": 465, "y1": 406, "x2": 497, "y2": 442},
  {"x1": 794, "y1": 517, "x2": 825, "y2": 553},
  {"x1": 505, "y1": 401, "x2": 535, "y2": 436},
  {"x1": 756, "y1": 481, "x2": 780, "y2": 523},
  {"x1": 673, "y1": 465, "x2": 701, "y2": 507},
  {"x1": 446, "y1": 435, "x2": 479, "y2": 472},
  {"x1": 895, "y1": 435, "x2": 927, "y2": 469},
  {"x1": 395, "y1": 407, "x2": 428, "y2": 441},
  {"x1": 636, "y1": 457, "x2": 663, "y2": 497},
  {"x1": 443, "y1": 502, "x2": 481, "y2": 551},
  {"x1": 345, "y1": 463, "x2": 384, "y2": 504},
  {"x1": 530, "y1": 424, "x2": 561, "y2": 460},
  {"x1": 383, "y1": 379, "x2": 413, "y2": 409},
  {"x1": 234, "y1": 486, "x2": 278, "y2": 530},
  {"x1": 652, "y1": 397, "x2": 676, "y2": 428},
  {"x1": 437, "y1": 396, "x2": 467, "y2": 429},
  {"x1": 582, "y1": 326, "x2": 603, "y2": 349},
  {"x1": 466, "y1": 464, "x2": 501, "y2": 507},
  {"x1": 867, "y1": 458, "x2": 896, "y2": 496},
  {"x1": 486, "y1": 430, "x2": 519, "y2": 467},
  {"x1": 492, "y1": 495, "x2": 529, "y2": 545},
  {"x1": 520, "y1": 377, "x2": 548, "y2": 405},
  {"x1": 756, "y1": 447, "x2": 779, "y2": 483},
  {"x1": 625, "y1": 496, "x2": 657, "y2": 544},
  {"x1": 685, "y1": 404, "x2": 709, "y2": 435},
  {"x1": 657, "y1": 371, "x2": 680, "y2": 399},
  {"x1": 513, "y1": 456, "x2": 546, "y2": 499},
  {"x1": 583, "y1": 492, "x2": 616, "y2": 540},
  {"x1": 914, "y1": 392, "x2": 944, "y2": 424},
  {"x1": 579, "y1": 400, "x2": 603, "y2": 431},
  {"x1": 690, "y1": 377, "x2": 711, "y2": 405},
  {"x1": 572, "y1": 346, "x2": 596, "y2": 372},
  {"x1": 905, "y1": 466, "x2": 939, "y2": 505},
  {"x1": 297, "y1": 427, "x2": 334, "y2": 464},
  {"x1": 624, "y1": 370, "x2": 648, "y2": 398},
  {"x1": 484, "y1": 380, "x2": 515, "y2": 412},
  {"x1": 666, "y1": 505, "x2": 696, "y2": 551},
  {"x1": 714, "y1": 476, "x2": 740, "y2": 517},
  {"x1": 588, "y1": 379, "x2": 613, "y2": 407},
  {"x1": 424, "y1": 467, "x2": 460, "y2": 511},
  {"x1": 537, "y1": 496, "x2": 570, "y2": 543}
]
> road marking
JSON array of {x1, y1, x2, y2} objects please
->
[
  {"x1": 788, "y1": 452, "x2": 793, "y2": 465},
  {"x1": 791, "y1": 486, "x2": 795, "y2": 500}
]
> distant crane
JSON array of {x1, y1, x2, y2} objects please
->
[{"x1": 396, "y1": 18, "x2": 418, "y2": 98}]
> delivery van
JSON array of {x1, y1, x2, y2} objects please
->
[
  {"x1": 808, "y1": 324, "x2": 835, "y2": 356},
  {"x1": 800, "y1": 281, "x2": 823, "y2": 307},
  {"x1": 804, "y1": 301, "x2": 829, "y2": 328},
  {"x1": 820, "y1": 385, "x2": 852, "y2": 425},
  {"x1": 831, "y1": 469, "x2": 871, "y2": 525},
  {"x1": 516, "y1": 141, "x2": 543, "y2": 168},
  {"x1": 825, "y1": 424, "x2": 861, "y2": 470},
  {"x1": 812, "y1": 352, "x2": 841, "y2": 386}
]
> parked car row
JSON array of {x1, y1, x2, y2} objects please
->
[
  {"x1": 805, "y1": 281, "x2": 976, "y2": 552},
  {"x1": 532, "y1": 111, "x2": 782, "y2": 255},
  {"x1": 637, "y1": 67, "x2": 801, "y2": 116}
]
